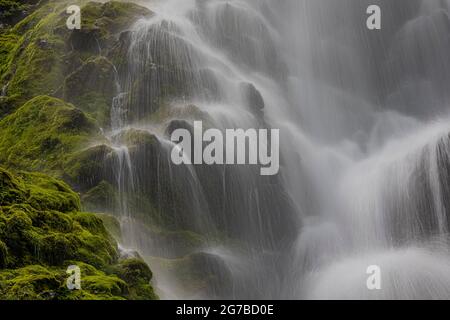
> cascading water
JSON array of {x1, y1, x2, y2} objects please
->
[
  {"x1": 105, "y1": 0, "x2": 450, "y2": 299},
  {"x1": 277, "y1": 0, "x2": 450, "y2": 299}
]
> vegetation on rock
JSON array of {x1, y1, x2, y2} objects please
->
[
  {"x1": 0, "y1": 0, "x2": 152, "y2": 117},
  {"x1": 0, "y1": 0, "x2": 219, "y2": 299},
  {"x1": 0, "y1": 0, "x2": 32, "y2": 27},
  {"x1": 0, "y1": 166, "x2": 157, "y2": 300},
  {"x1": 0, "y1": 95, "x2": 101, "y2": 175}
]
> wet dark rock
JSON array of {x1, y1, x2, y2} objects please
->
[
  {"x1": 68, "y1": 28, "x2": 102, "y2": 54},
  {"x1": 241, "y1": 82, "x2": 265, "y2": 116},
  {"x1": 66, "y1": 144, "x2": 115, "y2": 192}
]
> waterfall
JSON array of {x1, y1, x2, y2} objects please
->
[
  {"x1": 107, "y1": 0, "x2": 450, "y2": 299},
  {"x1": 278, "y1": 0, "x2": 450, "y2": 299}
]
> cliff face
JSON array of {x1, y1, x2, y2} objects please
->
[{"x1": 0, "y1": 0, "x2": 158, "y2": 300}]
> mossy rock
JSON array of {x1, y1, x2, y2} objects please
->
[
  {"x1": 114, "y1": 128, "x2": 160, "y2": 149},
  {"x1": 149, "y1": 252, "x2": 232, "y2": 298},
  {"x1": 0, "y1": 166, "x2": 27, "y2": 205},
  {"x1": 0, "y1": 95, "x2": 101, "y2": 175},
  {"x1": 1, "y1": 2, "x2": 69, "y2": 109},
  {"x1": 63, "y1": 56, "x2": 117, "y2": 128},
  {"x1": 0, "y1": 166, "x2": 157, "y2": 300},
  {"x1": 63, "y1": 1, "x2": 152, "y2": 56},
  {"x1": 0, "y1": 240, "x2": 8, "y2": 268},
  {"x1": 82, "y1": 181, "x2": 117, "y2": 214},
  {"x1": 95, "y1": 213, "x2": 121, "y2": 241},
  {"x1": 21, "y1": 171, "x2": 81, "y2": 212},
  {"x1": 0, "y1": 260, "x2": 155, "y2": 300},
  {"x1": 0, "y1": 0, "x2": 32, "y2": 27},
  {"x1": 111, "y1": 258, "x2": 157, "y2": 300},
  {"x1": 0, "y1": 0, "x2": 152, "y2": 115},
  {"x1": 0, "y1": 166, "x2": 117, "y2": 269},
  {"x1": 110, "y1": 127, "x2": 215, "y2": 233},
  {"x1": 0, "y1": 32, "x2": 20, "y2": 79},
  {"x1": 0, "y1": 265, "x2": 62, "y2": 300},
  {"x1": 65, "y1": 144, "x2": 115, "y2": 192},
  {"x1": 113, "y1": 258, "x2": 153, "y2": 284}
]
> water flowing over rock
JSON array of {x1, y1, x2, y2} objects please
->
[
  {"x1": 106, "y1": 0, "x2": 299, "y2": 299},
  {"x1": 104, "y1": 0, "x2": 450, "y2": 299},
  {"x1": 4, "y1": 0, "x2": 450, "y2": 300}
]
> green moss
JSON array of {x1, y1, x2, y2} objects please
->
[
  {"x1": 0, "y1": 1, "x2": 167, "y2": 300},
  {"x1": 0, "y1": 0, "x2": 30, "y2": 26},
  {"x1": 80, "y1": 1, "x2": 152, "y2": 37},
  {"x1": 0, "y1": 167, "x2": 116, "y2": 268},
  {"x1": 65, "y1": 144, "x2": 113, "y2": 191},
  {"x1": 82, "y1": 181, "x2": 117, "y2": 213},
  {"x1": 7, "y1": 31, "x2": 66, "y2": 107},
  {"x1": 0, "y1": 33, "x2": 19, "y2": 77},
  {"x1": 95, "y1": 213, "x2": 121, "y2": 241},
  {"x1": 0, "y1": 0, "x2": 151, "y2": 116},
  {"x1": 73, "y1": 212, "x2": 109, "y2": 236},
  {"x1": 82, "y1": 273, "x2": 126, "y2": 297},
  {"x1": 0, "y1": 262, "x2": 148, "y2": 300},
  {"x1": 115, "y1": 128, "x2": 159, "y2": 148},
  {"x1": 0, "y1": 1, "x2": 81, "y2": 106},
  {"x1": 0, "y1": 95, "x2": 101, "y2": 175},
  {"x1": 113, "y1": 258, "x2": 152, "y2": 284},
  {"x1": 0, "y1": 240, "x2": 8, "y2": 268},
  {"x1": 2, "y1": 2, "x2": 71, "y2": 109},
  {"x1": 63, "y1": 56, "x2": 116, "y2": 128},
  {"x1": 0, "y1": 265, "x2": 61, "y2": 300},
  {"x1": 22, "y1": 171, "x2": 81, "y2": 212},
  {"x1": 0, "y1": 166, "x2": 157, "y2": 300},
  {"x1": 112, "y1": 258, "x2": 157, "y2": 300},
  {"x1": 0, "y1": 167, "x2": 26, "y2": 205}
]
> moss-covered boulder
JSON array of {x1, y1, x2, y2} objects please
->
[
  {"x1": 65, "y1": 1, "x2": 152, "y2": 54},
  {"x1": 96, "y1": 213, "x2": 121, "y2": 241},
  {"x1": 0, "y1": 95, "x2": 101, "y2": 175},
  {"x1": 82, "y1": 181, "x2": 118, "y2": 214},
  {"x1": 0, "y1": 0, "x2": 152, "y2": 117},
  {"x1": 0, "y1": 166, "x2": 157, "y2": 300},
  {"x1": 149, "y1": 252, "x2": 232, "y2": 298},
  {"x1": 0, "y1": 2, "x2": 69, "y2": 111},
  {"x1": 0, "y1": 240, "x2": 8, "y2": 268},
  {"x1": 63, "y1": 56, "x2": 117, "y2": 127},
  {"x1": 111, "y1": 258, "x2": 157, "y2": 300},
  {"x1": 0, "y1": 0, "x2": 32, "y2": 27},
  {"x1": 65, "y1": 144, "x2": 115, "y2": 192}
]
